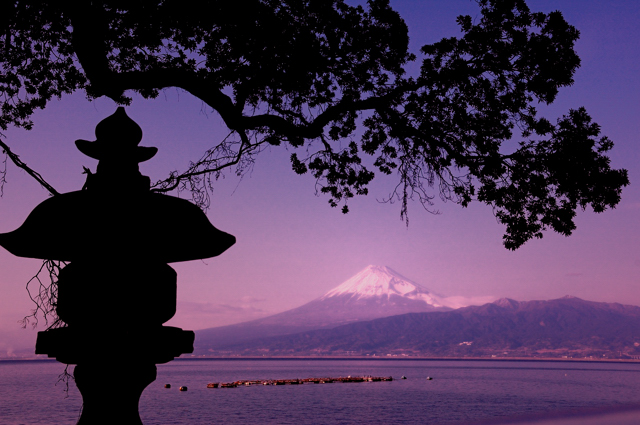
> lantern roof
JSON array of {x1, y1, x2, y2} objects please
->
[
  {"x1": 0, "y1": 191, "x2": 235, "y2": 262},
  {"x1": 0, "y1": 108, "x2": 235, "y2": 262}
]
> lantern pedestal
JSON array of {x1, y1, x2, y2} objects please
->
[{"x1": 74, "y1": 362, "x2": 156, "y2": 425}]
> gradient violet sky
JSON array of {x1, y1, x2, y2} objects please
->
[{"x1": 1, "y1": 0, "x2": 639, "y2": 354}]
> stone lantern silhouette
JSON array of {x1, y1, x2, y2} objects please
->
[{"x1": 0, "y1": 108, "x2": 235, "y2": 424}]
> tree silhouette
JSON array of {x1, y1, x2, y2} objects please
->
[{"x1": 0, "y1": 0, "x2": 628, "y2": 249}]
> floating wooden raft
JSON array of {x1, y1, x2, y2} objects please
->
[{"x1": 207, "y1": 376, "x2": 393, "y2": 388}]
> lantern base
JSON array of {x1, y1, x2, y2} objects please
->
[{"x1": 74, "y1": 361, "x2": 156, "y2": 425}]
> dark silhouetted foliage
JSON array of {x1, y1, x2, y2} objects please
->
[{"x1": 0, "y1": 0, "x2": 628, "y2": 249}]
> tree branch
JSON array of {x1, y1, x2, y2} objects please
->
[
  {"x1": 0, "y1": 138, "x2": 59, "y2": 196},
  {"x1": 66, "y1": 2, "x2": 410, "y2": 141},
  {"x1": 97, "y1": 67, "x2": 404, "y2": 139}
]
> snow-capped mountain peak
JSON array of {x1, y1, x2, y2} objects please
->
[
  {"x1": 321, "y1": 265, "x2": 446, "y2": 307},
  {"x1": 195, "y1": 265, "x2": 496, "y2": 351}
]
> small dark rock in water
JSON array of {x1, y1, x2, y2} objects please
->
[
  {"x1": 164, "y1": 384, "x2": 171, "y2": 388},
  {"x1": 179, "y1": 386, "x2": 188, "y2": 391}
]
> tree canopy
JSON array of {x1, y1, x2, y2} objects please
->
[{"x1": 0, "y1": 0, "x2": 629, "y2": 249}]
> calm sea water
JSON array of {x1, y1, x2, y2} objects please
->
[{"x1": 2, "y1": 359, "x2": 640, "y2": 424}]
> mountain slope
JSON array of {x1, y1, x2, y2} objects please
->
[
  {"x1": 214, "y1": 296, "x2": 640, "y2": 358},
  {"x1": 195, "y1": 265, "x2": 454, "y2": 352}
]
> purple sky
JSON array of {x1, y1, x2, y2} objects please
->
[{"x1": 1, "y1": 0, "x2": 639, "y2": 355}]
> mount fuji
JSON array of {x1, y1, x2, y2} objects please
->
[
  {"x1": 195, "y1": 265, "x2": 479, "y2": 353},
  {"x1": 315, "y1": 265, "x2": 454, "y2": 319}
]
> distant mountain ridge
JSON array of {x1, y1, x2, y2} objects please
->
[
  {"x1": 195, "y1": 265, "x2": 457, "y2": 352},
  {"x1": 200, "y1": 296, "x2": 640, "y2": 359}
]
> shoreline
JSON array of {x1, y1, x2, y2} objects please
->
[
  {"x1": 3, "y1": 355, "x2": 640, "y2": 364},
  {"x1": 177, "y1": 356, "x2": 640, "y2": 364}
]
